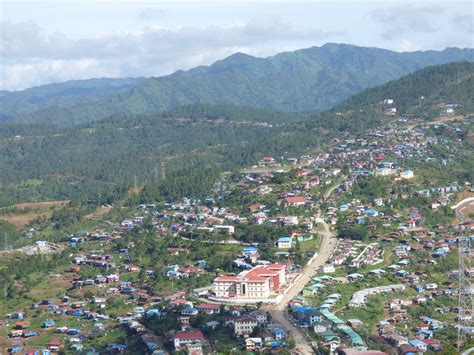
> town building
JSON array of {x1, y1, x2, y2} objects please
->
[
  {"x1": 173, "y1": 330, "x2": 205, "y2": 351},
  {"x1": 212, "y1": 264, "x2": 286, "y2": 301}
]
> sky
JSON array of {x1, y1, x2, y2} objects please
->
[{"x1": 1, "y1": 0, "x2": 473, "y2": 91}]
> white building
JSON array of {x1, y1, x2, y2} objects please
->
[
  {"x1": 276, "y1": 237, "x2": 293, "y2": 249},
  {"x1": 319, "y1": 264, "x2": 335, "y2": 273},
  {"x1": 234, "y1": 315, "x2": 258, "y2": 336},
  {"x1": 212, "y1": 264, "x2": 286, "y2": 301},
  {"x1": 349, "y1": 284, "x2": 405, "y2": 308}
]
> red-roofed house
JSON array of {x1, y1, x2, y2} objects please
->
[
  {"x1": 282, "y1": 196, "x2": 306, "y2": 206},
  {"x1": 47, "y1": 338, "x2": 62, "y2": 351},
  {"x1": 197, "y1": 304, "x2": 221, "y2": 315},
  {"x1": 174, "y1": 330, "x2": 205, "y2": 350}
]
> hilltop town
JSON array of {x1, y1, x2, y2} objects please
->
[{"x1": 0, "y1": 96, "x2": 472, "y2": 355}]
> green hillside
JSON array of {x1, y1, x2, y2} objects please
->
[
  {"x1": 0, "y1": 62, "x2": 472, "y2": 206},
  {"x1": 4, "y1": 44, "x2": 474, "y2": 127},
  {"x1": 0, "y1": 77, "x2": 146, "y2": 120}
]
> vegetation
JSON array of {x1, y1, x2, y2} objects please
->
[{"x1": 2, "y1": 45, "x2": 472, "y2": 126}]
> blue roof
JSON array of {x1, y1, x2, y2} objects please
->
[
  {"x1": 278, "y1": 237, "x2": 292, "y2": 242},
  {"x1": 409, "y1": 339, "x2": 426, "y2": 346},
  {"x1": 365, "y1": 209, "x2": 378, "y2": 215}
]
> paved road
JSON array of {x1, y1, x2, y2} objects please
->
[
  {"x1": 453, "y1": 197, "x2": 474, "y2": 223},
  {"x1": 266, "y1": 182, "x2": 340, "y2": 354}
]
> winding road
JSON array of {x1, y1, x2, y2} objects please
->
[{"x1": 452, "y1": 197, "x2": 474, "y2": 223}]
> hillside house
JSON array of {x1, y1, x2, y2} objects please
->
[
  {"x1": 282, "y1": 196, "x2": 306, "y2": 207},
  {"x1": 173, "y1": 330, "x2": 205, "y2": 351},
  {"x1": 276, "y1": 237, "x2": 293, "y2": 249},
  {"x1": 234, "y1": 315, "x2": 258, "y2": 336}
]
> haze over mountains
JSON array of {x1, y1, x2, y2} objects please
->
[{"x1": 1, "y1": 43, "x2": 473, "y2": 127}]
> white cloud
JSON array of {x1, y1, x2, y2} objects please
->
[
  {"x1": 0, "y1": 18, "x2": 338, "y2": 90},
  {"x1": 369, "y1": 4, "x2": 443, "y2": 41}
]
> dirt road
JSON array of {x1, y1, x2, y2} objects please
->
[{"x1": 453, "y1": 197, "x2": 474, "y2": 223}]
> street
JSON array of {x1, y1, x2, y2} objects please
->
[{"x1": 265, "y1": 182, "x2": 340, "y2": 354}]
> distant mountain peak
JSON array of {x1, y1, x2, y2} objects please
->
[{"x1": 1, "y1": 44, "x2": 473, "y2": 126}]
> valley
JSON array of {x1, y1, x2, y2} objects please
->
[{"x1": 0, "y1": 64, "x2": 472, "y2": 353}]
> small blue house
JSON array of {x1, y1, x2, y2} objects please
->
[{"x1": 409, "y1": 339, "x2": 427, "y2": 352}]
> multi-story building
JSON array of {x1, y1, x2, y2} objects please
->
[
  {"x1": 234, "y1": 315, "x2": 258, "y2": 336},
  {"x1": 174, "y1": 330, "x2": 205, "y2": 351},
  {"x1": 212, "y1": 264, "x2": 286, "y2": 301}
]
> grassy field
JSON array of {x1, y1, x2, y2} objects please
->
[{"x1": 0, "y1": 200, "x2": 69, "y2": 228}]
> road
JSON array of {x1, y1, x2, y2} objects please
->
[
  {"x1": 452, "y1": 197, "x2": 474, "y2": 223},
  {"x1": 265, "y1": 182, "x2": 340, "y2": 354}
]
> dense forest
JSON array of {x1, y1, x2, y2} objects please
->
[
  {"x1": 2, "y1": 44, "x2": 473, "y2": 127},
  {"x1": 0, "y1": 62, "x2": 472, "y2": 207}
]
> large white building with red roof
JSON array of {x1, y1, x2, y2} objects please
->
[
  {"x1": 173, "y1": 330, "x2": 205, "y2": 351},
  {"x1": 212, "y1": 264, "x2": 286, "y2": 301}
]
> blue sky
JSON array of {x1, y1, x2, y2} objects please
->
[{"x1": 1, "y1": 0, "x2": 473, "y2": 90}]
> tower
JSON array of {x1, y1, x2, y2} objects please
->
[{"x1": 458, "y1": 235, "x2": 473, "y2": 351}]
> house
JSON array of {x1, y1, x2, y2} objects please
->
[
  {"x1": 197, "y1": 304, "x2": 220, "y2": 315},
  {"x1": 347, "y1": 273, "x2": 364, "y2": 281},
  {"x1": 375, "y1": 167, "x2": 394, "y2": 176},
  {"x1": 267, "y1": 325, "x2": 285, "y2": 339},
  {"x1": 276, "y1": 237, "x2": 293, "y2": 249},
  {"x1": 47, "y1": 338, "x2": 62, "y2": 351},
  {"x1": 234, "y1": 315, "x2": 258, "y2": 336},
  {"x1": 320, "y1": 264, "x2": 335, "y2": 273},
  {"x1": 250, "y1": 310, "x2": 268, "y2": 324},
  {"x1": 400, "y1": 170, "x2": 414, "y2": 179},
  {"x1": 181, "y1": 307, "x2": 199, "y2": 316},
  {"x1": 42, "y1": 320, "x2": 55, "y2": 328},
  {"x1": 282, "y1": 196, "x2": 306, "y2": 206},
  {"x1": 246, "y1": 337, "x2": 263, "y2": 351},
  {"x1": 409, "y1": 339, "x2": 427, "y2": 352},
  {"x1": 173, "y1": 330, "x2": 205, "y2": 350},
  {"x1": 303, "y1": 308, "x2": 324, "y2": 326}
]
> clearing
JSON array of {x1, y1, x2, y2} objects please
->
[{"x1": 0, "y1": 200, "x2": 69, "y2": 228}]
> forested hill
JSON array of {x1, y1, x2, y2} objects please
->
[
  {"x1": 307, "y1": 61, "x2": 474, "y2": 133},
  {"x1": 0, "y1": 62, "x2": 472, "y2": 207},
  {"x1": 0, "y1": 77, "x2": 146, "y2": 120},
  {"x1": 3, "y1": 44, "x2": 474, "y2": 127},
  {"x1": 335, "y1": 61, "x2": 474, "y2": 114}
]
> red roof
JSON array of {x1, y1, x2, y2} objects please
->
[
  {"x1": 215, "y1": 276, "x2": 240, "y2": 282},
  {"x1": 48, "y1": 338, "x2": 62, "y2": 345},
  {"x1": 267, "y1": 263, "x2": 285, "y2": 270},
  {"x1": 197, "y1": 304, "x2": 220, "y2": 310},
  {"x1": 175, "y1": 330, "x2": 204, "y2": 340},
  {"x1": 283, "y1": 196, "x2": 306, "y2": 204},
  {"x1": 245, "y1": 275, "x2": 267, "y2": 282}
]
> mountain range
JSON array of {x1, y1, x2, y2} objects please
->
[{"x1": 2, "y1": 43, "x2": 473, "y2": 127}]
